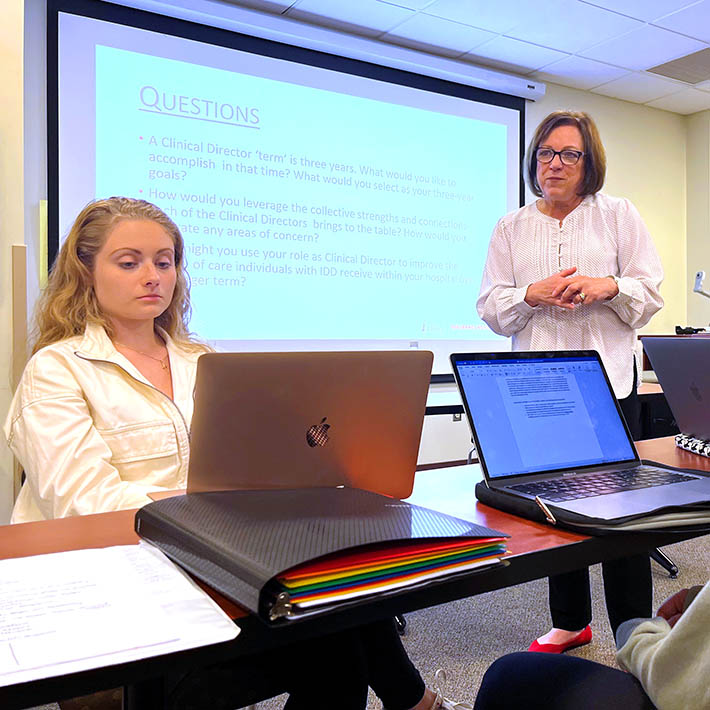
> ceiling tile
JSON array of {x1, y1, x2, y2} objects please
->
[
  {"x1": 653, "y1": 0, "x2": 710, "y2": 43},
  {"x1": 422, "y1": 0, "x2": 533, "y2": 34},
  {"x1": 286, "y1": 0, "x2": 414, "y2": 37},
  {"x1": 580, "y1": 0, "x2": 700, "y2": 22},
  {"x1": 592, "y1": 71, "x2": 684, "y2": 102},
  {"x1": 383, "y1": 12, "x2": 496, "y2": 56},
  {"x1": 505, "y1": 0, "x2": 641, "y2": 54},
  {"x1": 533, "y1": 55, "x2": 630, "y2": 90},
  {"x1": 169, "y1": 0, "x2": 710, "y2": 114},
  {"x1": 463, "y1": 36, "x2": 568, "y2": 75},
  {"x1": 646, "y1": 86, "x2": 710, "y2": 113},
  {"x1": 648, "y1": 47, "x2": 710, "y2": 84},
  {"x1": 581, "y1": 24, "x2": 707, "y2": 70}
]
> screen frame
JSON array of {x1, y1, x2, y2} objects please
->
[
  {"x1": 450, "y1": 349, "x2": 640, "y2": 481},
  {"x1": 47, "y1": 0, "x2": 526, "y2": 380}
]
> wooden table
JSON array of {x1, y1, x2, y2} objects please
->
[{"x1": 0, "y1": 437, "x2": 706, "y2": 709}]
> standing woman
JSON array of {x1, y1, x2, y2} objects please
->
[
  {"x1": 477, "y1": 111, "x2": 664, "y2": 652},
  {"x1": 5, "y1": 197, "x2": 467, "y2": 710}
]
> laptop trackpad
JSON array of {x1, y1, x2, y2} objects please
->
[{"x1": 565, "y1": 480, "x2": 710, "y2": 520}]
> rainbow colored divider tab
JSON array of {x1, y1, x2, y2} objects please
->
[{"x1": 276, "y1": 536, "x2": 507, "y2": 611}]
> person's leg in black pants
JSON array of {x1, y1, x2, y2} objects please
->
[
  {"x1": 167, "y1": 628, "x2": 371, "y2": 710},
  {"x1": 601, "y1": 553, "x2": 652, "y2": 634},
  {"x1": 602, "y1": 368, "x2": 652, "y2": 633},
  {"x1": 618, "y1": 363, "x2": 642, "y2": 441},
  {"x1": 283, "y1": 626, "x2": 370, "y2": 710},
  {"x1": 286, "y1": 618, "x2": 427, "y2": 710},
  {"x1": 359, "y1": 618, "x2": 426, "y2": 710},
  {"x1": 547, "y1": 364, "x2": 651, "y2": 635},
  {"x1": 549, "y1": 554, "x2": 651, "y2": 636},
  {"x1": 474, "y1": 652, "x2": 655, "y2": 710},
  {"x1": 549, "y1": 567, "x2": 592, "y2": 631},
  {"x1": 169, "y1": 620, "x2": 427, "y2": 710}
]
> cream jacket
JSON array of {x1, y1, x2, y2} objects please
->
[
  {"x1": 616, "y1": 581, "x2": 710, "y2": 709},
  {"x1": 5, "y1": 324, "x2": 204, "y2": 522}
]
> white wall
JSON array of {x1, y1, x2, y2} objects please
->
[
  {"x1": 0, "y1": 0, "x2": 24, "y2": 523},
  {"x1": 24, "y1": 0, "x2": 46, "y2": 309},
  {"x1": 686, "y1": 111, "x2": 710, "y2": 329}
]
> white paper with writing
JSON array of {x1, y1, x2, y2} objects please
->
[{"x1": 0, "y1": 542, "x2": 239, "y2": 686}]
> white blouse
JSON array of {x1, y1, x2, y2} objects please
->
[{"x1": 477, "y1": 193, "x2": 664, "y2": 398}]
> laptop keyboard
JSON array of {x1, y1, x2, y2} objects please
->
[{"x1": 508, "y1": 466, "x2": 698, "y2": 502}]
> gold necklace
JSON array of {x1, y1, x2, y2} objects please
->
[{"x1": 114, "y1": 341, "x2": 170, "y2": 371}]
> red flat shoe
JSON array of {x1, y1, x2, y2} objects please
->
[{"x1": 528, "y1": 625, "x2": 592, "y2": 653}]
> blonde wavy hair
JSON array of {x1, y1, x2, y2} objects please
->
[{"x1": 33, "y1": 197, "x2": 206, "y2": 354}]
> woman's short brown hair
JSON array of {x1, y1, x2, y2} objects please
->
[{"x1": 526, "y1": 110, "x2": 606, "y2": 198}]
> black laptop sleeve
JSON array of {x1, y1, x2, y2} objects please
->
[
  {"x1": 135, "y1": 487, "x2": 507, "y2": 625},
  {"x1": 475, "y1": 460, "x2": 710, "y2": 535}
]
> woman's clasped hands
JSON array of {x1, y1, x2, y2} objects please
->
[{"x1": 525, "y1": 267, "x2": 619, "y2": 309}]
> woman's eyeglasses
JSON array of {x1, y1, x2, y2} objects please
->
[{"x1": 535, "y1": 148, "x2": 584, "y2": 165}]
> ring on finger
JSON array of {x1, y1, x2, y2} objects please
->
[{"x1": 579, "y1": 292, "x2": 586, "y2": 302}]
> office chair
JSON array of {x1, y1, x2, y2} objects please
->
[{"x1": 650, "y1": 548, "x2": 679, "y2": 578}]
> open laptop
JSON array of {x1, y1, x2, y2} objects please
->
[
  {"x1": 642, "y1": 336, "x2": 710, "y2": 441},
  {"x1": 187, "y1": 350, "x2": 433, "y2": 499},
  {"x1": 450, "y1": 350, "x2": 710, "y2": 521}
]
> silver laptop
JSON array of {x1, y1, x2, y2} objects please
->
[
  {"x1": 450, "y1": 350, "x2": 710, "y2": 521},
  {"x1": 642, "y1": 336, "x2": 710, "y2": 441},
  {"x1": 187, "y1": 350, "x2": 433, "y2": 499}
]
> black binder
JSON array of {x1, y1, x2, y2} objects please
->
[{"x1": 135, "y1": 487, "x2": 507, "y2": 625}]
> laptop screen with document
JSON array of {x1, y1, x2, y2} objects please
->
[{"x1": 451, "y1": 351, "x2": 638, "y2": 481}]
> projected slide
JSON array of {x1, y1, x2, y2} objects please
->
[{"x1": 57, "y1": 10, "x2": 520, "y2": 369}]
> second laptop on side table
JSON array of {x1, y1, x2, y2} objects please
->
[
  {"x1": 450, "y1": 350, "x2": 710, "y2": 526},
  {"x1": 643, "y1": 336, "x2": 710, "y2": 455}
]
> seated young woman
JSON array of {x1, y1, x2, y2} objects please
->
[
  {"x1": 4, "y1": 197, "x2": 469, "y2": 710},
  {"x1": 473, "y1": 581, "x2": 710, "y2": 710}
]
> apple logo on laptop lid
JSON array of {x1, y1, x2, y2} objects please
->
[{"x1": 306, "y1": 417, "x2": 330, "y2": 447}]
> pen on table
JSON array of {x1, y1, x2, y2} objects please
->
[{"x1": 535, "y1": 495, "x2": 557, "y2": 525}]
